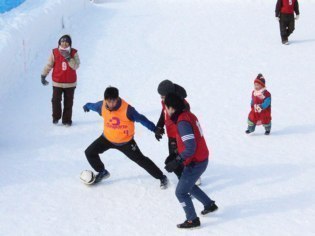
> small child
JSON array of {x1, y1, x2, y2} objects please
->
[{"x1": 246, "y1": 74, "x2": 272, "y2": 135}]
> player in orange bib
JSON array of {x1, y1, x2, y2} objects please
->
[{"x1": 83, "y1": 87, "x2": 168, "y2": 189}]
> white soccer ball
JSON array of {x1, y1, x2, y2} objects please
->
[{"x1": 80, "y1": 170, "x2": 95, "y2": 185}]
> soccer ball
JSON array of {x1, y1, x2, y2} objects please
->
[{"x1": 80, "y1": 170, "x2": 95, "y2": 185}]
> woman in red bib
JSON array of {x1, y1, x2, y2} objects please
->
[{"x1": 41, "y1": 35, "x2": 80, "y2": 126}]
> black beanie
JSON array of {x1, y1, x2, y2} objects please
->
[
  {"x1": 164, "y1": 93, "x2": 186, "y2": 111},
  {"x1": 254, "y1": 73, "x2": 266, "y2": 87},
  {"x1": 58, "y1": 35, "x2": 72, "y2": 47},
  {"x1": 157, "y1": 80, "x2": 175, "y2": 96},
  {"x1": 104, "y1": 87, "x2": 119, "y2": 100}
]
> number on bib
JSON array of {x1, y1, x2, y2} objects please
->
[{"x1": 62, "y1": 62, "x2": 67, "y2": 71}]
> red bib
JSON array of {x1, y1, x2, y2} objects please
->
[
  {"x1": 176, "y1": 111, "x2": 209, "y2": 166},
  {"x1": 52, "y1": 48, "x2": 77, "y2": 83}
]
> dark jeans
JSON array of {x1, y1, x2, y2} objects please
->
[
  {"x1": 52, "y1": 86, "x2": 75, "y2": 124},
  {"x1": 175, "y1": 159, "x2": 214, "y2": 221},
  {"x1": 279, "y1": 13, "x2": 295, "y2": 41},
  {"x1": 165, "y1": 138, "x2": 184, "y2": 179},
  {"x1": 85, "y1": 135, "x2": 164, "y2": 180}
]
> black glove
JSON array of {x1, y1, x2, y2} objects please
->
[
  {"x1": 155, "y1": 127, "x2": 165, "y2": 141},
  {"x1": 60, "y1": 50, "x2": 71, "y2": 61},
  {"x1": 41, "y1": 75, "x2": 49, "y2": 86},
  {"x1": 165, "y1": 155, "x2": 183, "y2": 173},
  {"x1": 83, "y1": 104, "x2": 90, "y2": 112}
]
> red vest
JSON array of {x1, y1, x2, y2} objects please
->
[
  {"x1": 249, "y1": 90, "x2": 272, "y2": 125},
  {"x1": 176, "y1": 111, "x2": 209, "y2": 166},
  {"x1": 281, "y1": 0, "x2": 296, "y2": 14},
  {"x1": 162, "y1": 100, "x2": 189, "y2": 138},
  {"x1": 52, "y1": 48, "x2": 77, "y2": 83}
]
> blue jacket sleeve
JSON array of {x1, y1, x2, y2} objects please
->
[
  {"x1": 177, "y1": 121, "x2": 196, "y2": 160},
  {"x1": 261, "y1": 97, "x2": 271, "y2": 110},
  {"x1": 127, "y1": 105, "x2": 156, "y2": 132},
  {"x1": 84, "y1": 101, "x2": 103, "y2": 115}
]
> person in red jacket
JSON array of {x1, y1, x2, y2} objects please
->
[
  {"x1": 41, "y1": 35, "x2": 80, "y2": 126},
  {"x1": 246, "y1": 74, "x2": 272, "y2": 135},
  {"x1": 163, "y1": 93, "x2": 218, "y2": 229},
  {"x1": 275, "y1": 0, "x2": 300, "y2": 45},
  {"x1": 155, "y1": 80, "x2": 202, "y2": 185}
]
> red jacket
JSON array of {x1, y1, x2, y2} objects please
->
[
  {"x1": 275, "y1": 0, "x2": 299, "y2": 16},
  {"x1": 176, "y1": 111, "x2": 209, "y2": 166},
  {"x1": 248, "y1": 90, "x2": 272, "y2": 125},
  {"x1": 52, "y1": 48, "x2": 77, "y2": 83}
]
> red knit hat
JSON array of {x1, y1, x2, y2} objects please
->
[{"x1": 254, "y1": 73, "x2": 266, "y2": 87}]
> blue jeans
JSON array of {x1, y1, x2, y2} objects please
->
[{"x1": 175, "y1": 159, "x2": 214, "y2": 221}]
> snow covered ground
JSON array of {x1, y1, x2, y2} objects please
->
[{"x1": 1, "y1": 0, "x2": 315, "y2": 235}]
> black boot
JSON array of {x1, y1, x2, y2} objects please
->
[
  {"x1": 201, "y1": 202, "x2": 218, "y2": 215},
  {"x1": 160, "y1": 175, "x2": 168, "y2": 189},
  {"x1": 177, "y1": 217, "x2": 200, "y2": 229},
  {"x1": 265, "y1": 130, "x2": 271, "y2": 135},
  {"x1": 94, "y1": 169, "x2": 110, "y2": 184}
]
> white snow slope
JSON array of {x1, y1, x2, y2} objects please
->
[{"x1": 1, "y1": 0, "x2": 315, "y2": 235}]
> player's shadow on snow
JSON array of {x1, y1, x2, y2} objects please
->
[
  {"x1": 290, "y1": 39, "x2": 315, "y2": 44},
  {"x1": 271, "y1": 124, "x2": 315, "y2": 136},
  {"x1": 210, "y1": 190, "x2": 315, "y2": 226},
  {"x1": 203, "y1": 163, "x2": 303, "y2": 194},
  {"x1": 201, "y1": 163, "x2": 315, "y2": 224}
]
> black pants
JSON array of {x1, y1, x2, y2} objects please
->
[
  {"x1": 165, "y1": 138, "x2": 184, "y2": 179},
  {"x1": 279, "y1": 13, "x2": 295, "y2": 42},
  {"x1": 85, "y1": 135, "x2": 164, "y2": 180},
  {"x1": 52, "y1": 86, "x2": 75, "y2": 124}
]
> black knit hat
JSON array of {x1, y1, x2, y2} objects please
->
[
  {"x1": 164, "y1": 93, "x2": 186, "y2": 111},
  {"x1": 104, "y1": 87, "x2": 119, "y2": 100},
  {"x1": 158, "y1": 80, "x2": 175, "y2": 96},
  {"x1": 254, "y1": 73, "x2": 266, "y2": 87},
  {"x1": 58, "y1": 35, "x2": 72, "y2": 47}
]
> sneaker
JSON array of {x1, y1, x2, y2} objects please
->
[
  {"x1": 265, "y1": 130, "x2": 271, "y2": 135},
  {"x1": 160, "y1": 175, "x2": 168, "y2": 189},
  {"x1": 282, "y1": 40, "x2": 289, "y2": 45},
  {"x1": 201, "y1": 202, "x2": 218, "y2": 215},
  {"x1": 195, "y1": 178, "x2": 202, "y2": 186},
  {"x1": 94, "y1": 169, "x2": 110, "y2": 184},
  {"x1": 177, "y1": 217, "x2": 200, "y2": 229}
]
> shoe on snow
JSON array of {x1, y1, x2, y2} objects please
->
[
  {"x1": 53, "y1": 120, "x2": 58, "y2": 124},
  {"x1": 94, "y1": 169, "x2": 110, "y2": 184},
  {"x1": 177, "y1": 217, "x2": 200, "y2": 229},
  {"x1": 282, "y1": 40, "x2": 289, "y2": 45},
  {"x1": 62, "y1": 121, "x2": 72, "y2": 127},
  {"x1": 201, "y1": 202, "x2": 218, "y2": 215},
  {"x1": 160, "y1": 175, "x2": 168, "y2": 189},
  {"x1": 265, "y1": 130, "x2": 271, "y2": 135},
  {"x1": 195, "y1": 178, "x2": 202, "y2": 186},
  {"x1": 245, "y1": 129, "x2": 254, "y2": 134}
]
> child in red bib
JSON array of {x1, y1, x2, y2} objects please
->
[{"x1": 246, "y1": 74, "x2": 272, "y2": 135}]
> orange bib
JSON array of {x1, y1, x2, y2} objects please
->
[{"x1": 102, "y1": 99, "x2": 135, "y2": 143}]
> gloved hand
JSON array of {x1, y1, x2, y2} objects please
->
[
  {"x1": 83, "y1": 104, "x2": 90, "y2": 112},
  {"x1": 41, "y1": 75, "x2": 49, "y2": 86},
  {"x1": 295, "y1": 15, "x2": 299, "y2": 20},
  {"x1": 165, "y1": 155, "x2": 183, "y2": 173},
  {"x1": 60, "y1": 50, "x2": 71, "y2": 61},
  {"x1": 254, "y1": 104, "x2": 262, "y2": 113},
  {"x1": 155, "y1": 127, "x2": 165, "y2": 141},
  {"x1": 276, "y1": 16, "x2": 280, "y2": 21}
]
